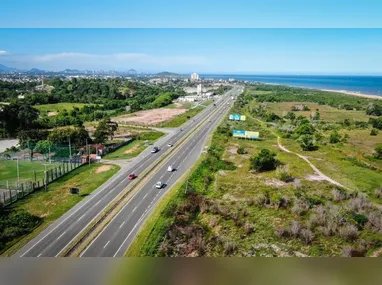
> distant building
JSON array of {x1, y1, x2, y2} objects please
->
[
  {"x1": 197, "y1": 84, "x2": 202, "y2": 95},
  {"x1": 191, "y1": 73, "x2": 199, "y2": 81},
  {"x1": 178, "y1": 96, "x2": 200, "y2": 102}
]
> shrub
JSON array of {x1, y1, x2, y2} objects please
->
[
  {"x1": 375, "y1": 188, "x2": 382, "y2": 199},
  {"x1": 370, "y1": 128, "x2": 378, "y2": 136},
  {"x1": 237, "y1": 147, "x2": 246, "y2": 154},
  {"x1": 291, "y1": 199, "x2": 310, "y2": 216},
  {"x1": 243, "y1": 222, "x2": 254, "y2": 235},
  {"x1": 224, "y1": 241, "x2": 237, "y2": 255},
  {"x1": 332, "y1": 189, "x2": 347, "y2": 202},
  {"x1": 374, "y1": 144, "x2": 382, "y2": 159},
  {"x1": 338, "y1": 225, "x2": 359, "y2": 241},
  {"x1": 329, "y1": 130, "x2": 341, "y2": 144},
  {"x1": 298, "y1": 134, "x2": 318, "y2": 151},
  {"x1": 250, "y1": 148, "x2": 280, "y2": 172},
  {"x1": 289, "y1": 221, "x2": 301, "y2": 237},
  {"x1": 299, "y1": 229, "x2": 314, "y2": 244},
  {"x1": 276, "y1": 165, "x2": 294, "y2": 182},
  {"x1": 342, "y1": 245, "x2": 353, "y2": 257}
]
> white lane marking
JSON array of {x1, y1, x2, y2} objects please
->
[
  {"x1": 78, "y1": 213, "x2": 86, "y2": 221},
  {"x1": 56, "y1": 231, "x2": 67, "y2": 241},
  {"x1": 103, "y1": 240, "x2": 110, "y2": 249},
  {"x1": 143, "y1": 193, "x2": 148, "y2": 199},
  {"x1": 95, "y1": 200, "x2": 101, "y2": 206},
  {"x1": 119, "y1": 221, "x2": 126, "y2": 229},
  {"x1": 37, "y1": 253, "x2": 42, "y2": 257},
  {"x1": 132, "y1": 206, "x2": 137, "y2": 213}
]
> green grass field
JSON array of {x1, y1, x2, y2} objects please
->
[
  {"x1": 157, "y1": 106, "x2": 204, "y2": 128},
  {"x1": 34, "y1": 103, "x2": 94, "y2": 113},
  {"x1": 0, "y1": 160, "x2": 61, "y2": 188},
  {"x1": 266, "y1": 102, "x2": 371, "y2": 122},
  {"x1": 1, "y1": 163, "x2": 120, "y2": 256},
  {"x1": 103, "y1": 131, "x2": 164, "y2": 160}
]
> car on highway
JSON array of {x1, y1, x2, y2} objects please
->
[
  {"x1": 128, "y1": 173, "x2": 136, "y2": 180},
  {"x1": 155, "y1": 181, "x2": 164, "y2": 189},
  {"x1": 151, "y1": 146, "x2": 159, "y2": 153},
  {"x1": 167, "y1": 165, "x2": 174, "y2": 172},
  {"x1": 167, "y1": 143, "x2": 173, "y2": 147}
]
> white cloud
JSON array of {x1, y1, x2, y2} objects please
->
[
  {"x1": 0, "y1": 50, "x2": 8, "y2": 55},
  {"x1": 18, "y1": 52, "x2": 208, "y2": 71}
]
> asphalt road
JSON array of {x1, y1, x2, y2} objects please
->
[
  {"x1": 16, "y1": 87, "x2": 242, "y2": 257},
  {"x1": 81, "y1": 88, "x2": 241, "y2": 257}
]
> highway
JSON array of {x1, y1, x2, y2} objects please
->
[
  {"x1": 81, "y1": 87, "x2": 241, "y2": 257},
  {"x1": 16, "y1": 86, "x2": 242, "y2": 257}
]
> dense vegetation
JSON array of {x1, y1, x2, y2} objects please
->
[
  {"x1": 254, "y1": 85, "x2": 382, "y2": 114},
  {"x1": 0, "y1": 79, "x2": 186, "y2": 139}
]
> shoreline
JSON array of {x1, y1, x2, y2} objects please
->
[{"x1": 262, "y1": 82, "x2": 382, "y2": 100}]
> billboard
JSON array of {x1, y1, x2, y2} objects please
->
[
  {"x1": 232, "y1": 130, "x2": 260, "y2": 140},
  {"x1": 229, "y1": 114, "x2": 246, "y2": 121}
]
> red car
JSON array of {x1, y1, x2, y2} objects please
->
[{"x1": 128, "y1": 173, "x2": 136, "y2": 180}]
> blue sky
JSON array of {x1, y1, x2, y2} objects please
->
[
  {"x1": 1, "y1": 29, "x2": 382, "y2": 74},
  {"x1": 1, "y1": 0, "x2": 382, "y2": 28}
]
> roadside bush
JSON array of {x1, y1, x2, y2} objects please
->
[
  {"x1": 250, "y1": 149, "x2": 280, "y2": 172},
  {"x1": 289, "y1": 221, "x2": 301, "y2": 237},
  {"x1": 291, "y1": 199, "x2": 310, "y2": 216},
  {"x1": 298, "y1": 134, "x2": 318, "y2": 151}
]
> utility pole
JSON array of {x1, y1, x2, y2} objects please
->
[
  {"x1": 185, "y1": 171, "x2": 190, "y2": 195},
  {"x1": 87, "y1": 139, "x2": 91, "y2": 166}
]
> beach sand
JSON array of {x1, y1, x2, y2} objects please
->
[{"x1": 320, "y1": 89, "x2": 382, "y2": 100}]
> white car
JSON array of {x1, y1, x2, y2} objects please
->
[
  {"x1": 167, "y1": 166, "x2": 174, "y2": 172},
  {"x1": 155, "y1": 181, "x2": 164, "y2": 189},
  {"x1": 167, "y1": 143, "x2": 173, "y2": 147}
]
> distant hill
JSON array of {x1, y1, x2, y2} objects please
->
[
  {"x1": 0, "y1": 64, "x2": 17, "y2": 72},
  {"x1": 29, "y1": 68, "x2": 46, "y2": 73}
]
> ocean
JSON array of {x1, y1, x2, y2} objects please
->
[{"x1": 200, "y1": 75, "x2": 382, "y2": 97}]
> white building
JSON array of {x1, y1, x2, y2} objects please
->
[
  {"x1": 178, "y1": 96, "x2": 200, "y2": 102},
  {"x1": 191, "y1": 73, "x2": 199, "y2": 81},
  {"x1": 197, "y1": 84, "x2": 202, "y2": 95}
]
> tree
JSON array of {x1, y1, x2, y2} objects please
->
[
  {"x1": 94, "y1": 118, "x2": 118, "y2": 143},
  {"x1": 34, "y1": 140, "x2": 54, "y2": 159},
  {"x1": 284, "y1": 112, "x2": 296, "y2": 120},
  {"x1": 375, "y1": 144, "x2": 382, "y2": 159},
  {"x1": 294, "y1": 123, "x2": 315, "y2": 136},
  {"x1": 250, "y1": 149, "x2": 280, "y2": 172},
  {"x1": 48, "y1": 126, "x2": 90, "y2": 146}
]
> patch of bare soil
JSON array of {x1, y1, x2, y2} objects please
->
[
  {"x1": 95, "y1": 165, "x2": 113, "y2": 173},
  {"x1": 228, "y1": 146, "x2": 238, "y2": 154},
  {"x1": 114, "y1": 108, "x2": 187, "y2": 125},
  {"x1": 123, "y1": 144, "x2": 141, "y2": 154},
  {"x1": 48, "y1": 111, "x2": 57, "y2": 116},
  {"x1": 264, "y1": 178, "x2": 288, "y2": 187},
  {"x1": 306, "y1": 174, "x2": 326, "y2": 181}
]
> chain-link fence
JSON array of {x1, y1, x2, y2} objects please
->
[{"x1": 0, "y1": 160, "x2": 83, "y2": 208}]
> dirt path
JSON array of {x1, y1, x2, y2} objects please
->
[{"x1": 277, "y1": 137, "x2": 348, "y2": 190}]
